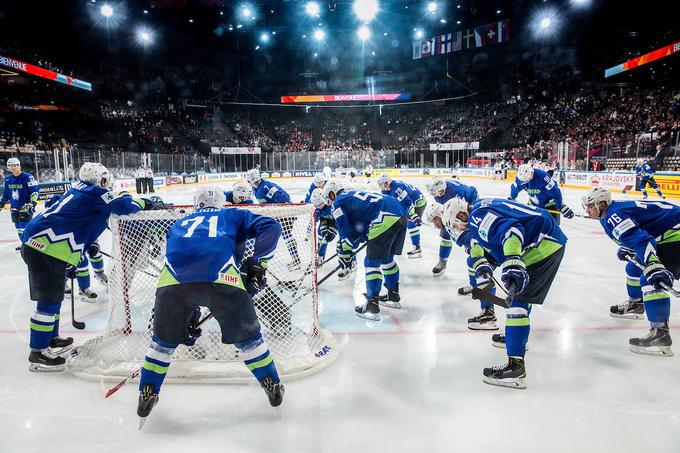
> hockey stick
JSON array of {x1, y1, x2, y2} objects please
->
[
  {"x1": 104, "y1": 312, "x2": 215, "y2": 398},
  {"x1": 70, "y1": 276, "x2": 86, "y2": 330},
  {"x1": 318, "y1": 242, "x2": 368, "y2": 286},
  {"x1": 625, "y1": 257, "x2": 680, "y2": 297},
  {"x1": 545, "y1": 208, "x2": 591, "y2": 220},
  {"x1": 471, "y1": 277, "x2": 517, "y2": 309}
]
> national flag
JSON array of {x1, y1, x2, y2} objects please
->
[
  {"x1": 451, "y1": 31, "x2": 462, "y2": 52},
  {"x1": 412, "y1": 41, "x2": 422, "y2": 60},
  {"x1": 462, "y1": 29, "x2": 476, "y2": 50},
  {"x1": 475, "y1": 23, "x2": 498, "y2": 47}
]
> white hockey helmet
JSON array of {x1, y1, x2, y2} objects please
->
[
  {"x1": 424, "y1": 202, "x2": 444, "y2": 224},
  {"x1": 231, "y1": 181, "x2": 253, "y2": 204},
  {"x1": 321, "y1": 179, "x2": 344, "y2": 202},
  {"x1": 79, "y1": 162, "x2": 113, "y2": 189},
  {"x1": 310, "y1": 188, "x2": 328, "y2": 209},
  {"x1": 581, "y1": 186, "x2": 612, "y2": 216},
  {"x1": 7, "y1": 157, "x2": 20, "y2": 167},
  {"x1": 517, "y1": 164, "x2": 535, "y2": 183},
  {"x1": 245, "y1": 168, "x2": 261, "y2": 185},
  {"x1": 194, "y1": 185, "x2": 226, "y2": 209},
  {"x1": 313, "y1": 172, "x2": 328, "y2": 188},
  {"x1": 376, "y1": 172, "x2": 392, "y2": 189},
  {"x1": 442, "y1": 197, "x2": 470, "y2": 231},
  {"x1": 636, "y1": 158, "x2": 645, "y2": 165},
  {"x1": 427, "y1": 177, "x2": 447, "y2": 197}
]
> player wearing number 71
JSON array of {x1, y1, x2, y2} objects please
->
[{"x1": 582, "y1": 187, "x2": 680, "y2": 356}]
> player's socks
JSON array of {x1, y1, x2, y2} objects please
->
[
  {"x1": 364, "y1": 257, "x2": 384, "y2": 299},
  {"x1": 236, "y1": 333, "x2": 280, "y2": 385},
  {"x1": 30, "y1": 301, "x2": 61, "y2": 350},
  {"x1": 641, "y1": 189, "x2": 648, "y2": 199},
  {"x1": 505, "y1": 303, "x2": 530, "y2": 357},
  {"x1": 139, "y1": 336, "x2": 177, "y2": 395},
  {"x1": 439, "y1": 238, "x2": 452, "y2": 261}
]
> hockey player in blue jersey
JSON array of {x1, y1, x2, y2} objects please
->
[
  {"x1": 443, "y1": 197, "x2": 567, "y2": 389},
  {"x1": 21, "y1": 163, "x2": 161, "y2": 372},
  {"x1": 583, "y1": 187, "x2": 680, "y2": 356},
  {"x1": 509, "y1": 164, "x2": 574, "y2": 224},
  {"x1": 303, "y1": 173, "x2": 328, "y2": 203},
  {"x1": 634, "y1": 158, "x2": 665, "y2": 199},
  {"x1": 321, "y1": 181, "x2": 407, "y2": 321},
  {"x1": 224, "y1": 181, "x2": 253, "y2": 205},
  {"x1": 426, "y1": 176, "x2": 479, "y2": 277},
  {"x1": 310, "y1": 188, "x2": 338, "y2": 266},
  {"x1": 426, "y1": 202, "x2": 499, "y2": 330},
  {"x1": 136, "y1": 187, "x2": 284, "y2": 428},
  {"x1": 44, "y1": 194, "x2": 106, "y2": 302},
  {"x1": 0, "y1": 157, "x2": 39, "y2": 250},
  {"x1": 246, "y1": 168, "x2": 300, "y2": 270},
  {"x1": 377, "y1": 173, "x2": 427, "y2": 259}
]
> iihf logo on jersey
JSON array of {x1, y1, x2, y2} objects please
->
[{"x1": 218, "y1": 272, "x2": 240, "y2": 285}]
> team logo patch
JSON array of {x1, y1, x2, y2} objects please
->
[
  {"x1": 612, "y1": 218, "x2": 635, "y2": 240},
  {"x1": 101, "y1": 192, "x2": 115, "y2": 204},
  {"x1": 478, "y1": 213, "x2": 497, "y2": 241}
]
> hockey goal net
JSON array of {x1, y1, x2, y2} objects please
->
[{"x1": 68, "y1": 203, "x2": 338, "y2": 383}]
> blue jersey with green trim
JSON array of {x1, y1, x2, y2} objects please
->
[
  {"x1": 599, "y1": 200, "x2": 680, "y2": 265},
  {"x1": 253, "y1": 179, "x2": 291, "y2": 204},
  {"x1": 510, "y1": 168, "x2": 563, "y2": 209},
  {"x1": 316, "y1": 203, "x2": 333, "y2": 221},
  {"x1": 635, "y1": 164, "x2": 654, "y2": 180},
  {"x1": 163, "y1": 207, "x2": 281, "y2": 285},
  {"x1": 381, "y1": 180, "x2": 425, "y2": 212},
  {"x1": 434, "y1": 180, "x2": 479, "y2": 205},
  {"x1": 331, "y1": 190, "x2": 406, "y2": 244},
  {"x1": 467, "y1": 199, "x2": 567, "y2": 264},
  {"x1": 224, "y1": 190, "x2": 253, "y2": 205},
  {"x1": 22, "y1": 181, "x2": 144, "y2": 266},
  {"x1": 304, "y1": 182, "x2": 317, "y2": 203},
  {"x1": 0, "y1": 171, "x2": 39, "y2": 209}
]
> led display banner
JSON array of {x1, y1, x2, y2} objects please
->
[
  {"x1": 0, "y1": 55, "x2": 92, "y2": 92},
  {"x1": 281, "y1": 93, "x2": 411, "y2": 103},
  {"x1": 605, "y1": 41, "x2": 680, "y2": 78}
]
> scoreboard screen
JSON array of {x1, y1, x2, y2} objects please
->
[{"x1": 281, "y1": 93, "x2": 411, "y2": 103}]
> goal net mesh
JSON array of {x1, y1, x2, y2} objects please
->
[{"x1": 67, "y1": 203, "x2": 338, "y2": 383}]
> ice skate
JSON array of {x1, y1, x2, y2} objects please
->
[
  {"x1": 94, "y1": 271, "x2": 108, "y2": 285},
  {"x1": 338, "y1": 259, "x2": 356, "y2": 281},
  {"x1": 377, "y1": 285, "x2": 401, "y2": 309},
  {"x1": 432, "y1": 259, "x2": 447, "y2": 277},
  {"x1": 78, "y1": 288, "x2": 97, "y2": 303},
  {"x1": 28, "y1": 349, "x2": 66, "y2": 372},
  {"x1": 407, "y1": 245, "x2": 422, "y2": 259},
  {"x1": 467, "y1": 307, "x2": 498, "y2": 330},
  {"x1": 15, "y1": 245, "x2": 22, "y2": 252},
  {"x1": 137, "y1": 384, "x2": 159, "y2": 430},
  {"x1": 629, "y1": 325, "x2": 673, "y2": 356},
  {"x1": 49, "y1": 336, "x2": 74, "y2": 355},
  {"x1": 355, "y1": 297, "x2": 380, "y2": 321},
  {"x1": 482, "y1": 357, "x2": 527, "y2": 389},
  {"x1": 458, "y1": 285, "x2": 473, "y2": 295},
  {"x1": 610, "y1": 299, "x2": 644, "y2": 319},
  {"x1": 261, "y1": 376, "x2": 285, "y2": 407}
]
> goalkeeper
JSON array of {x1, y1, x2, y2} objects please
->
[
  {"x1": 0, "y1": 157, "x2": 39, "y2": 251},
  {"x1": 137, "y1": 186, "x2": 285, "y2": 428}
]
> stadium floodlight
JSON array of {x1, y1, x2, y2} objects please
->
[
  {"x1": 241, "y1": 6, "x2": 252, "y2": 18},
  {"x1": 415, "y1": 29, "x2": 424, "y2": 39},
  {"x1": 532, "y1": 8, "x2": 559, "y2": 38},
  {"x1": 100, "y1": 4, "x2": 113, "y2": 17},
  {"x1": 260, "y1": 32, "x2": 270, "y2": 43},
  {"x1": 570, "y1": 0, "x2": 591, "y2": 6},
  {"x1": 427, "y1": 2, "x2": 437, "y2": 13},
  {"x1": 136, "y1": 28, "x2": 153, "y2": 45},
  {"x1": 353, "y1": 0, "x2": 379, "y2": 22},
  {"x1": 305, "y1": 1, "x2": 321, "y2": 17},
  {"x1": 540, "y1": 17, "x2": 551, "y2": 29},
  {"x1": 357, "y1": 25, "x2": 371, "y2": 41},
  {"x1": 313, "y1": 29, "x2": 325, "y2": 41}
]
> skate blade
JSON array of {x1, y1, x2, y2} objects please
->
[
  {"x1": 482, "y1": 376, "x2": 527, "y2": 390},
  {"x1": 378, "y1": 300, "x2": 401, "y2": 309},
  {"x1": 407, "y1": 254, "x2": 423, "y2": 259},
  {"x1": 28, "y1": 363, "x2": 65, "y2": 372},
  {"x1": 609, "y1": 312, "x2": 645, "y2": 320},
  {"x1": 138, "y1": 417, "x2": 148, "y2": 430},
  {"x1": 432, "y1": 271, "x2": 446, "y2": 278},
  {"x1": 468, "y1": 322, "x2": 498, "y2": 331},
  {"x1": 490, "y1": 341, "x2": 529, "y2": 351},
  {"x1": 355, "y1": 312, "x2": 380, "y2": 321},
  {"x1": 629, "y1": 345, "x2": 674, "y2": 357},
  {"x1": 79, "y1": 296, "x2": 97, "y2": 304}
]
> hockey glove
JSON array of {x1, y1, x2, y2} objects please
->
[
  {"x1": 560, "y1": 204, "x2": 575, "y2": 219},
  {"x1": 643, "y1": 262, "x2": 674, "y2": 291},
  {"x1": 140, "y1": 198, "x2": 165, "y2": 210},
  {"x1": 184, "y1": 308, "x2": 203, "y2": 347},
  {"x1": 65, "y1": 265, "x2": 77, "y2": 281},
  {"x1": 473, "y1": 259, "x2": 494, "y2": 281},
  {"x1": 501, "y1": 257, "x2": 529, "y2": 294},
  {"x1": 410, "y1": 214, "x2": 422, "y2": 227},
  {"x1": 245, "y1": 257, "x2": 267, "y2": 296},
  {"x1": 21, "y1": 203, "x2": 35, "y2": 216},
  {"x1": 88, "y1": 242, "x2": 101, "y2": 257},
  {"x1": 616, "y1": 246, "x2": 635, "y2": 263},
  {"x1": 319, "y1": 227, "x2": 336, "y2": 244}
]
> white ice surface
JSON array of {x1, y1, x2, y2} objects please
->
[{"x1": 1, "y1": 176, "x2": 680, "y2": 453}]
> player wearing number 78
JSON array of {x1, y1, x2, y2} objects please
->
[
  {"x1": 442, "y1": 198, "x2": 567, "y2": 389},
  {"x1": 137, "y1": 186, "x2": 285, "y2": 428}
]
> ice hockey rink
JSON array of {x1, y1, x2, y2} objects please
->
[{"x1": 1, "y1": 175, "x2": 679, "y2": 453}]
